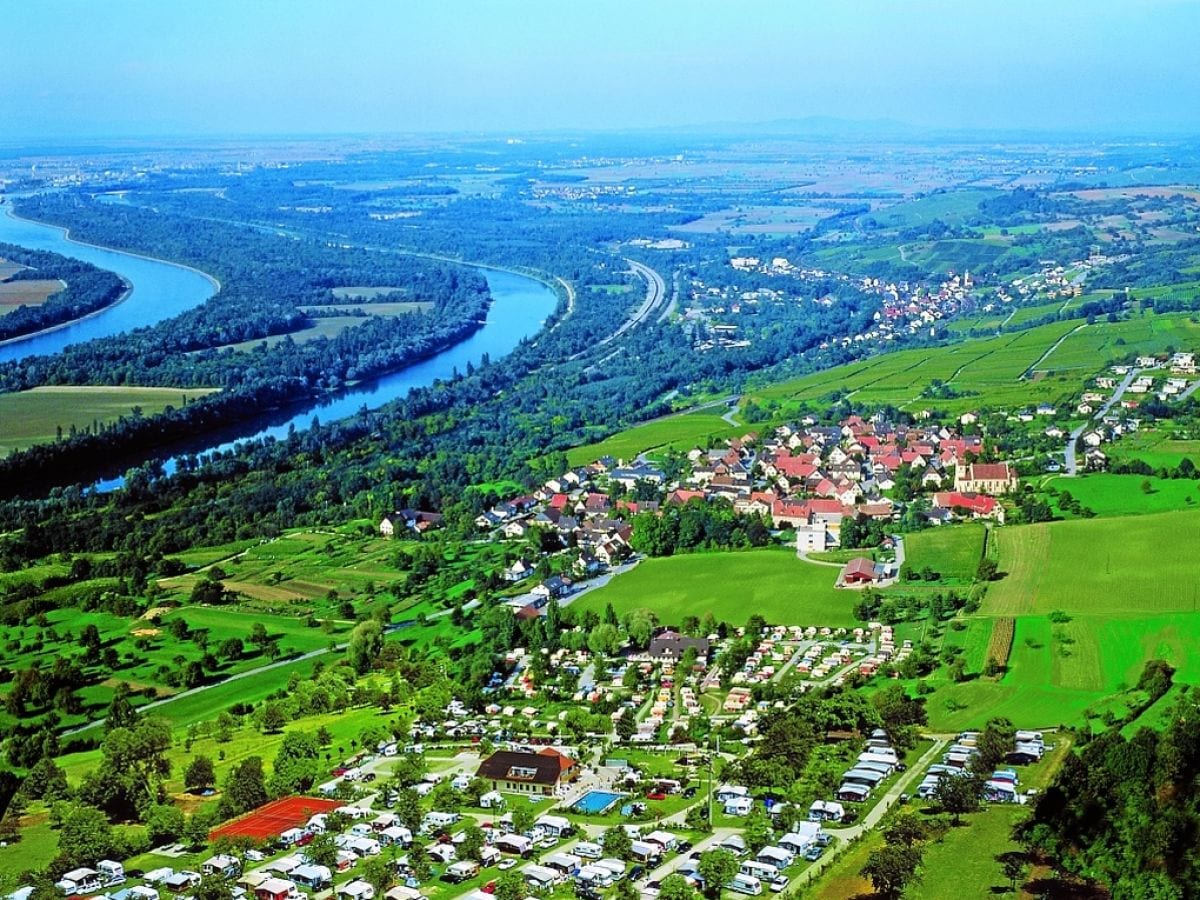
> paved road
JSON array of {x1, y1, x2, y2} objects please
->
[
  {"x1": 1064, "y1": 366, "x2": 1140, "y2": 475},
  {"x1": 568, "y1": 258, "x2": 666, "y2": 362}
]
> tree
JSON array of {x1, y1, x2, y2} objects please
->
[
  {"x1": 268, "y1": 731, "x2": 321, "y2": 796},
  {"x1": 393, "y1": 787, "x2": 423, "y2": 832},
  {"x1": 587, "y1": 623, "x2": 623, "y2": 656},
  {"x1": 658, "y1": 874, "x2": 696, "y2": 900},
  {"x1": 21, "y1": 757, "x2": 69, "y2": 801},
  {"x1": 861, "y1": 845, "x2": 922, "y2": 899},
  {"x1": 347, "y1": 620, "x2": 384, "y2": 674},
  {"x1": 359, "y1": 856, "x2": 393, "y2": 895},
  {"x1": 260, "y1": 703, "x2": 287, "y2": 734},
  {"x1": 612, "y1": 880, "x2": 639, "y2": 900},
  {"x1": 882, "y1": 812, "x2": 927, "y2": 848},
  {"x1": 511, "y1": 801, "x2": 536, "y2": 835},
  {"x1": 224, "y1": 757, "x2": 268, "y2": 816},
  {"x1": 742, "y1": 806, "x2": 773, "y2": 853},
  {"x1": 145, "y1": 802, "x2": 185, "y2": 845},
  {"x1": 493, "y1": 870, "x2": 525, "y2": 900},
  {"x1": 184, "y1": 755, "x2": 216, "y2": 793},
  {"x1": 602, "y1": 825, "x2": 633, "y2": 860},
  {"x1": 458, "y1": 823, "x2": 486, "y2": 861},
  {"x1": 57, "y1": 804, "x2": 115, "y2": 868},
  {"x1": 105, "y1": 682, "x2": 140, "y2": 732},
  {"x1": 933, "y1": 774, "x2": 980, "y2": 825},
  {"x1": 976, "y1": 558, "x2": 998, "y2": 582},
  {"x1": 696, "y1": 849, "x2": 738, "y2": 898},
  {"x1": 306, "y1": 830, "x2": 339, "y2": 869},
  {"x1": 615, "y1": 711, "x2": 636, "y2": 741},
  {"x1": 192, "y1": 878, "x2": 234, "y2": 900},
  {"x1": 1000, "y1": 854, "x2": 1026, "y2": 893}
]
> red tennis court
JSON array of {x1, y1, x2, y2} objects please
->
[{"x1": 210, "y1": 796, "x2": 343, "y2": 842}]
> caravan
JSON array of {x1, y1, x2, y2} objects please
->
[{"x1": 726, "y1": 874, "x2": 763, "y2": 896}]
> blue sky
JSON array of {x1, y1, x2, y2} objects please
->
[{"x1": 3, "y1": 0, "x2": 1198, "y2": 138}]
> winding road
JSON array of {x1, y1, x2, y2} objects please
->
[{"x1": 1063, "y1": 366, "x2": 1140, "y2": 475}]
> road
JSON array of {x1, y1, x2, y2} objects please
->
[
  {"x1": 1063, "y1": 366, "x2": 1140, "y2": 475},
  {"x1": 568, "y1": 258, "x2": 667, "y2": 362}
]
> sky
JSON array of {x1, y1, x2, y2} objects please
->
[{"x1": 3, "y1": 0, "x2": 1199, "y2": 139}]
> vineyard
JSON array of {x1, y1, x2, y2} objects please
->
[{"x1": 987, "y1": 616, "x2": 1016, "y2": 674}]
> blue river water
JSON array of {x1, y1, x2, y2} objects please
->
[{"x1": 0, "y1": 205, "x2": 559, "y2": 485}]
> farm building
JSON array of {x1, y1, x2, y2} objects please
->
[{"x1": 839, "y1": 557, "x2": 880, "y2": 586}]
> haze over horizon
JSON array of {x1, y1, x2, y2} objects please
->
[{"x1": 3, "y1": 0, "x2": 1200, "y2": 140}]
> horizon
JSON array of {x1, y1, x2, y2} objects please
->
[{"x1": 3, "y1": 0, "x2": 1199, "y2": 141}]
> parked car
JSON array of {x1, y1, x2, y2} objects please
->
[
  {"x1": 646, "y1": 792, "x2": 666, "y2": 801},
  {"x1": 770, "y1": 876, "x2": 789, "y2": 893},
  {"x1": 497, "y1": 859, "x2": 516, "y2": 871},
  {"x1": 682, "y1": 787, "x2": 697, "y2": 799},
  {"x1": 803, "y1": 845, "x2": 825, "y2": 862},
  {"x1": 629, "y1": 865, "x2": 645, "y2": 881},
  {"x1": 677, "y1": 841, "x2": 693, "y2": 853},
  {"x1": 815, "y1": 834, "x2": 833, "y2": 847}
]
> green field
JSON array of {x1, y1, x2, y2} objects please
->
[
  {"x1": 903, "y1": 523, "x2": 986, "y2": 581},
  {"x1": 565, "y1": 411, "x2": 743, "y2": 466},
  {"x1": 1033, "y1": 311, "x2": 1200, "y2": 374},
  {"x1": 574, "y1": 549, "x2": 858, "y2": 626},
  {"x1": 984, "y1": 510, "x2": 1200, "y2": 616},
  {"x1": 0, "y1": 385, "x2": 220, "y2": 455},
  {"x1": 902, "y1": 807, "x2": 1026, "y2": 898},
  {"x1": 1046, "y1": 473, "x2": 1200, "y2": 517}
]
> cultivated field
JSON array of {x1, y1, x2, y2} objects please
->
[
  {"x1": 0, "y1": 385, "x2": 220, "y2": 455},
  {"x1": 0, "y1": 277, "x2": 64, "y2": 308},
  {"x1": 984, "y1": 510, "x2": 1200, "y2": 616}
]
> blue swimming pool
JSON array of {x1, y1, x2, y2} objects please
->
[{"x1": 574, "y1": 790, "x2": 625, "y2": 815}]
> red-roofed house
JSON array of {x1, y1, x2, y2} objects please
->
[{"x1": 933, "y1": 491, "x2": 1002, "y2": 521}]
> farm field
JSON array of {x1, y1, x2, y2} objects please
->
[
  {"x1": 749, "y1": 318, "x2": 1083, "y2": 416},
  {"x1": 573, "y1": 549, "x2": 859, "y2": 626},
  {"x1": 1103, "y1": 430, "x2": 1200, "y2": 470},
  {"x1": 1032, "y1": 312, "x2": 1200, "y2": 374},
  {"x1": 983, "y1": 510, "x2": 1200, "y2": 616},
  {"x1": 0, "y1": 385, "x2": 219, "y2": 455},
  {"x1": 0, "y1": 277, "x2": 64, "y2": 307}
]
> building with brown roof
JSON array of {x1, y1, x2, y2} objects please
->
[
  {"x1": 475, "y1": 749, "x2": 577, "y2": 796},
  {"x1": 954, "y1": 462, "x2": 1017, "y2": 494}
]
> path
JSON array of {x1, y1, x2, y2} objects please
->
[{"x1": 1064, "y1": 366, "x2": 1140, "y2": 475}]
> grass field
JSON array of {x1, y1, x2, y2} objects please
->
[
  {"x1": 565, "y1": 411, "x2": 743, "y2": 466},
  {"x1": 574, "y1": 549, "x2": 859, "y2": 626},
  {"x1": 0, "y1": 385, "x2": 219, "y2": 455},
  {"x1": 904, "y1": 524, "x2": 985, "y2": 581},
  {"x1": 1033, "y1": 312, "x2": 1200, "y2": 374},
  {"x1": 903, "y1": 807, "x2": 1026, "y2": 898},
  {"x1": 984, "y1": 510, "x2": 1200, "y2": 616},
  {"x1": 1046, "y1": 473, "x2": 1200, "y2": 517}
]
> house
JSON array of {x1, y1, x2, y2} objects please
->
[
  {"x1": 954, "y1": 462, "x2": 1017, "y2": 494},
  {"x1": 839, "y1": 557, "x2": 880, "y2": 586},
  {"x1": 476, "y1": 748, "x2": 577, "y2": 795},
  {"x1": 932, "y1": 491, "x2": 1001, "y2": 522},
  {"x1": 504, "y1": 559, "x2": 536, "y2": 582},
  {"x1": 379, "y1": 509, "x2": 443, "y2": 536},
  {"x1": 647, "y1": 630, "x2": 710, "y2": 662}
]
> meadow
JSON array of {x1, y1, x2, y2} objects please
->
[
  {"x1": 574, "y1": 548, "x2": 859, "y2": 626},
  {"x1": 565, "y1": 411, "x2": 743, "y2": 466},
  {"x1": 1046, "y1": 473, "x2": 1200, "y2": 517},
  {"x1": 0, "y1": 385, "x2": 219, "y2": 455}
]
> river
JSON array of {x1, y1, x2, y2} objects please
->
[{"x1": 0, "y1": 205, "x2": 558, "y2": 486}]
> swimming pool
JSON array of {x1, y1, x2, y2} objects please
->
[{"x1": 573, "y1": 790, "x2": 625, "y2": 815}]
